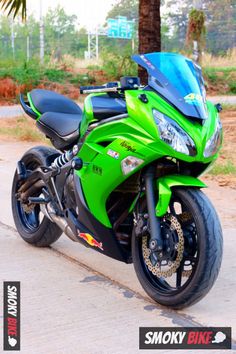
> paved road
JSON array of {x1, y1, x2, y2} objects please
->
[
  {"x1": 0, "y1": 105, "x2": 23, "y2": 118},
  {"x1": 208, "y1": 96, "x2": 236, "y2": 105},
  {"x1": 0, "y1": 142, "x2": 236, "y2": 353}
]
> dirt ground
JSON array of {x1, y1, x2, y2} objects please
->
[
  {"x1": 205, "y1": 109, "x2": 236, "y2": 188},
  {"x1": 218, "y1": 110, "x2": 236, "y2": 165}
]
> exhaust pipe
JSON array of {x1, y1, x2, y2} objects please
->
[{"x1": 41, "y1": 203, "x2": 78, "y2": 242}]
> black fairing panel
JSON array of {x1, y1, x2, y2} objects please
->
[
  {"x1": 91, "y1": 94, "x2": 127, "y2": 120},
  {"x1": 73, "y1": 174, "x2": 130, "y2": 263}
]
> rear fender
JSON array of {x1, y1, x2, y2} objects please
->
[{"x1": 156, "y1": 174, "x2": 206, "y2": 217}]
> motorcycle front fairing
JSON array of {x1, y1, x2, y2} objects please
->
[
  {"x1": 132, "y1": 52, "x2": 208, "y2": 121},
  {"x1": 75, "y1": 94, "x2": 218, "y2": 224},
  {"x1": 72, "y1": 52, "x2": 221, "y2": 262}
]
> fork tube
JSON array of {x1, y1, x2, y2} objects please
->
[{"x1": 144, "y1": 166, "x2": 163, "y2": 251}]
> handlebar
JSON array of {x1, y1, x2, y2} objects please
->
[
  {"x1": 80, "y1": 84, "x2": 141, "y2": 95},
  {"x1": 80, "y1": 86, "x2": 119, "y2": 94}
]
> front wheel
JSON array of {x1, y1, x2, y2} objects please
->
[{"x1": 132, "y1": 188, "x2": 223, "y2": 309}]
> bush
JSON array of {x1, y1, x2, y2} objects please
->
[
  {"x1": 43, "y1": 69, "x2": 72, "y2": 83},
  {"x1": 70, "y1": 73, "x2": 95, "y2": 85},
  {"x1": 102, "y1": 53, "x2": 137, "y2": 80},
  {"x1": 0, "y1": 78, "x2": 19, "y2": 99},
  {"x1": 229, "y1": 82, "x2": 236, "y2": 94}
]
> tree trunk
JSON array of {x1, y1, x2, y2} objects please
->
[{"x1": 138, "y1": 0, "x2": 161, "y2": 84}]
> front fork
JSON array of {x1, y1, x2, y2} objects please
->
[
  {"x1": 142, "y1": 170, "x2": 207, "y2": 254},
  {"x1": 144, "y1": 166, "x2": 163, "y2": 252}
]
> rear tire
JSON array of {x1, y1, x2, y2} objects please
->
[
  {"x1": 11, "y1": 146, "x2": 63, "y2": 247},
  {"x1": 132, "y1": 188, "x2": 223, "y2": 309}
]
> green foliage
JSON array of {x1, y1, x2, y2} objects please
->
[
  {"x1": 0, "y1": 60, "x2": 41, "y2": 84},
  {"x1": 203, "y1": 69, "x2": 218, "y2": 83},
  {"x1": 210, "y1": 160, "x2": 236, "y2": 176},
  {"x1": 202, "y1": 67, "x2": 236, "y2": 94},
  {"x1": 0, "y1": 0, "x2": 26, "y2": 19},
  {"x1": 43, "y1": 69, "x2": 72, "y2": 83},
  {"x1": 229, "y1": 82, "x2": 236, "y2": 94},
  {"x1": 0, "y1": 9, "x2": 86, "y2": 61},
  {"x1": 102, "y1": 52, "x2": 137, "y2": 80},
  {"x1": 106, "y1": 0, "x2": 138, "y2": 20},
  {"x1": 0, "y1": 59, "x2": 96, "y2": 88},
  {"x1": 204, "y1": 0, "x2": 236, "y2": 54},
  {"x1": 69, "y1": 73, "x2": 95, "y2": 85},
  {"x1": 164, "y1": 0, "x2": 236, "y2": 54},
  {"x1": 187, "y1": 8, "x2": 205, "y2": 45}
]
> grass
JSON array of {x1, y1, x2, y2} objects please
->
[
  {"x1": 209, "y1": 160, "x2": 236, "y2": 176},
  {"x1": 222, "y1": 104, "x2": 236, "y2": 111},
  {"x1": 202, "y1": 48, "x2": 236, "y2": 68},
  {"x1": 0, "y1": 50, "x2": 235, "y2": 103},
  {"x1": 203, "y1": 67, "x2": 236, "y2": 94},
  {"x1": 0, "y1": 116, "x2": 47, "y2": 143}
]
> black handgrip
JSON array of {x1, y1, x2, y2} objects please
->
[
  {"x1": 80, "y1": 85, "x2": 105, "y2": 94},
  {"x1": 19, "y1": 94, "x2": 38, "y2": 120}
]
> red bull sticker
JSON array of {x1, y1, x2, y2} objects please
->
[{"x1": 78, "y1": 232, "x2": 104, "y2": 251}]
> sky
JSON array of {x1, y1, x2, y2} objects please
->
[{"x1": 26, "y1": 0, "x2": 115, "y2": 30}]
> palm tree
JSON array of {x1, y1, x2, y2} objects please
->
[
  {"x1": 0, "y1": 0, "x2": 26, "y2": 19},
  {"x1": 138, "y1": 0, "x2": 161, "y2": 83}
]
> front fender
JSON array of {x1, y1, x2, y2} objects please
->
[{"x1": 156, "y1": 174, "x2": 206, "y2": 217}]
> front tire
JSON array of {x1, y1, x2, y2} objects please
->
[
  {"x1": 132, "y1": 188, "x2": 223, "y2": 309},
  {"x1": 11, "y1": 146, "x2": 63, "y2": 247}
]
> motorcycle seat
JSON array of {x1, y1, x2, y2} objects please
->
[
  {"x1": 37, "y1": 111, "x2": 82, "y2": 150},
  {"x1": 29, "y1": 89, "x2": 83, "y2": 150},
  {"x1": 30, "y1": 89, "x2": 82, "y2": 115}
]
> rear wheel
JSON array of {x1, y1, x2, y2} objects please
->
[
  {"x1": 11, "y1": 146, "x2": 63, "y2": 247},
  {"x1": 132, "y1": 188, "x2": 223, "y2": 309}
]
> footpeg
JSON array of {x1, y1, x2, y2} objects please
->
[{"x1": 28, "y1": 196, "x2": 50, "y2": 204}]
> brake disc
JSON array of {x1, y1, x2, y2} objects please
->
[{"x1": 142, "y1": 214, "x2": 192, "y2": 278}]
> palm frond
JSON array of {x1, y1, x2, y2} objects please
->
[{"x1": 0, "y1": 0, "x2": 27, "y2": 19}]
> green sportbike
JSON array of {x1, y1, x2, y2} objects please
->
[{"x1": 12, "y1": 53, "x2": 223, "y2": 309}]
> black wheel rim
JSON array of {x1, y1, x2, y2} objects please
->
[
  {"x1": 14, "y1": 161, "x2": 44, "y2": 234},
  {"x1": 139, "y1": 194, "x2": 199, "y2": 296},
  {"x1": 17, "y1": 201, "x2": 41, "y2": 232}
]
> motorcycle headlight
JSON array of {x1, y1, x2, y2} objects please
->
[
  {"x1": 153, "y1": 109, "x2": 196, "y2": 156},
  {"x1": 204, "y1": 119, "x2": 222, "y2": 158}
]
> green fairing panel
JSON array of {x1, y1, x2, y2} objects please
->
[
  {"x1": 80, "y1": 93, "x2": 108, "y2": 137},
  {"x1": 79, "y1": 90, "x2": 218, "y2": 227},
  {"x1": 80, "y1": 95, "x2": 95, "y2": 136},
  {"x1": 156, "y1": 175, "x2": 207, "y2": 217},
  {"x1": 76, "y1": 116, "x2": 160, "y2": 227},
  {"x1": 27, "y1": 92, "x2": 41, "y2": 119}
]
